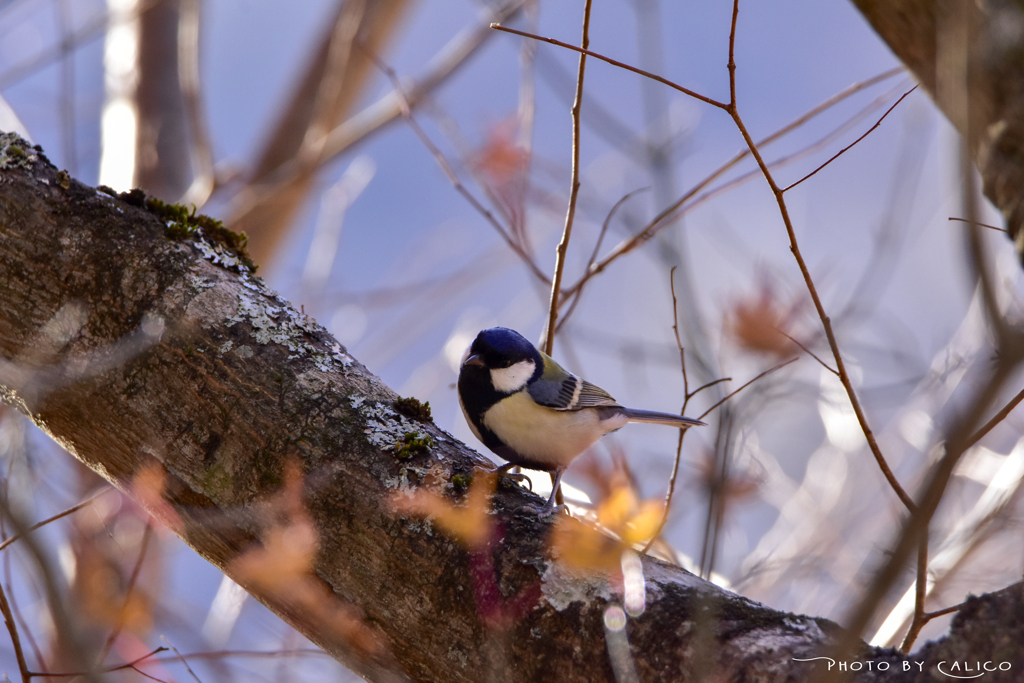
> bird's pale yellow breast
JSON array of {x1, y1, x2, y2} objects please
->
[{"x1": 481, "y1": 391, "x2": 625, "y2": 469}]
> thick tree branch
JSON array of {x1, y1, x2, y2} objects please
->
[{"x1": 0, "y1": 134, "x2": 1020, "y2": 681}]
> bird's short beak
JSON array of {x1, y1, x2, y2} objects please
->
[{"x1": 463, "y1": 354, "x2": 485, "y2": 367}]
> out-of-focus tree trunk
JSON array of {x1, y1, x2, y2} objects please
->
[
  {"x1": 848, "y1": 0, "x2": 1024, "y2": 260},
  {"x1": 135, "y1": 0, "x2": 192, "y2": 201},
  {"x1": 228, "y1": 0, "x2": 411, "y2": 267}
]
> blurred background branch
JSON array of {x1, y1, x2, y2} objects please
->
[{"x1": 851, "y1": 0, "x2": 1024, "y2": 264}]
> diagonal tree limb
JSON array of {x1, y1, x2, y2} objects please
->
[{"x1": 1, "y1": 137, "x2": 1021, "y2": 681}]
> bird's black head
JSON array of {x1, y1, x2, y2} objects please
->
[
  {"x1": 458, "y1": 327, "x2": 543, "y2": 411},
  {"x1": 464, "y1": 327, "x2": 539, "y2": 370}
]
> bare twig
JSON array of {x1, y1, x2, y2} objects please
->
[
  {"x1": 641, "y1": 269, "x2": 783, "y2": 555},
  {"x1": 543, "y1": 0, "x2": 593, "y2": 355},
  {"x1": 719, "y1": 0, "x2": 916, "y2": 514},
  {"x1": 671, "y1": 268, "x2": 692, "y2": 398},
  {"x1": 689, "y1": 377, "x2": 732, "y2": 399},
  {"x1": 127, "y1": 667, "x2": 171, "y2": 683},
  {"x1": 782, "y1": 86, "x2": 918, "y2": 193},
  {"x1": 837, "y1": 134, "x2": 1024, "y2": 669},
  {"x1": 697, "y1": 359, "x2": 797, "y2": 422},
  {"x1": 541, "y1": 0, "x2": 593, "y2": 508},
  {"x1": 4, "y1": 579, "x2": 44, "y2": 678},
  {"x1": 899, "y1": 532, "x2": 930, "y2": 652},
  {"x1": 965, "y1": 385, "x2": 1024, "y2": 448},
  {"x1": 364, "y1": 50, "x2": 549, "y2": 285},
  {"x1": 779, "y1": 331, "x2": 837, "y2": 376},
  {"x1": 948, "y1": 216, "x2": 1007, "y2": 233},
  {"x1": 641, "y1": 268, "x2": 698, "y2": 554},
  {"x1": 0, "y1": 488, "x2": 110, "y2": 554},
  {"x1": 561, "y1": 75, "x2": 910, "y2": 303},
  {"x1": 28, "y1": 647, "x2": 168, "y2": 679},
  {"x1": 491, "y1": 23, "x2": 727, "y2": 110},
  {"x1": 162, "y1": 637, "x2": 203, "y2": 683},
  {"x1": 153, "y1": 648, "x2": 328, "y2": 663},
  {"x1": 555, "y1": 188, "x2": 649, "y2": 335},
  {"x1": 98, "y1": 521, "x2": 155, "y2": 663},
  {"x1": 925, "y1": 600, "x2": 969, "y2": 620},
  {"x1": 0, "y1": 581, "x2": 30, "y2": 683}
]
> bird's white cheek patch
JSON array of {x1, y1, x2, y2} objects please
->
[{"x1": 491, "y1": 360, "x2": 535, "y2": 393}]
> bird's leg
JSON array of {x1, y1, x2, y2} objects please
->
[
  {"x1": 537, "y1": 469, "x2": 567, "y2": 518},
  {"x1": 496, "y1": 462, "x2": 531, "y2": 491}
]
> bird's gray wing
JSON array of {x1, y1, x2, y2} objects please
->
[
  {"x1": 529, "y1": 376, "x2": 621, "y2": 411},
  {"x1": 573, "y1": 380, "x2": 621, "y2": 409},
  {"x1": 527, "y1": 351, "x2": 621, "y2": 411},
  {"x1": 527, "y1": 373, "x2": 581, "y2": 410}
]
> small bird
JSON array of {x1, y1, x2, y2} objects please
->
[{"x1": 458, "y1": 327, "x2": 705, "y2": 515}]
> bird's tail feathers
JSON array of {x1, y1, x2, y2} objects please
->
[{"x1": 620, "y1": 408, "x2": 705, "y2": 428}]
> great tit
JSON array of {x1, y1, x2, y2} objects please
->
[{"x1": 457, "y1": 327, "x2": 705, "y2": 514}]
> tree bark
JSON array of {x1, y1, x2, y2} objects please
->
[
  {"x1": 0, "y1": 134, "x2": 1021, "y2": 681},
  {"x1": 848, "y1": 0, "x2": 1024, "y2": 260}
]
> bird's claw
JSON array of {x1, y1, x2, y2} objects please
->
[
  {"x1": 495, "y1": 464, "x2": 532, "y2": 491},
  {"x1": 501, "y1": 471, "x2": 531, "y2": 490},
  {"x1": 513, "y1": 501, "x2": 567, "y2": 519},
  {"x1": 538, "y1": 503, "x2": 567, "y2": 519}
]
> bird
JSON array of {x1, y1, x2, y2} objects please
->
[{"x1": 457, "y1": 327, "x2": 705, "y2": 515}]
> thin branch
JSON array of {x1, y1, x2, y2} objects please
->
[
  {"x1": 504, "y1": 9, "x2": 913, "y2": 514},
  {"x1": 671, "y1": 267, "x2": 691, "y2": 398},
  {"x1": 98, "y1": 521, "x2": 155, "y2": 663},
  {"x1": 153, "y1": 648, "x2": 327, "y2": 663},
  {"x1": 721, "y1": 0, "x2": 916, "y2": 514},
  {"x1": 948, "y1": 216, "x2": 1007, "y2": 233},
  {"x1": 0, "y1": 582, "x2": 30, "y2": 683},
  {"x1": 541, "y1": 0, "x2": 593, "y2": 508},
  {"x1": 782, "y1": 86, "x2": 918, "y2": 193},
  {"x1": 543, "y1": 0, "x2": 593, "y2": 355},
  {"x1": 127, "y1": 667, "x2": 171, "y2": 683},
  {"x1": 0, "y1": 488, "x2": 110, "y2": 554},
  {"x1": 161, "y1": 638, "x2": 203, "y2": 683},
  {"x1": 28, "y1": 647, "x2": 168, "y2": 679},
  {"x1": 0, "y1": 495, "x2": 95, "y2": 681},
  {"x1": 965, "y1": 385, "x2": 1024, "y2": 448},
  {"x1": 837, "y1": 128, "x2": 1024, "y2": 666},
  {"x1": 561, "y1": 74, "x2": 910, "y2": 304},
  {"x1": 925, "y1": 601, "x2": 969, "y2": 620},
  {"x1": 4, "y1": 580, "x2": 43, "y2": 678},
  {"x1": 689, "y1": 377, "x2": 732, "y2": 399},
  {"x1": 899, "y1": 531, "x2": 930, "y2": 652},
  {"x1": 641, "y1": 268, "x2": 698, "y2": 554},
  {"x1": 491, "y1": 24, "x2": 728, "y2": 110},
  {"x1": 363, "y1": 48, "x2": 549, "y2": 285},
  {"x1": 779, "y1": 331, "x2": 838, "y2": 376},
  {"x1": 555, "y1": 188, "x2": 649, "y2": 334},
  {"x1": 698, "y1": 358, "x2": 797, "y2": 421}
]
